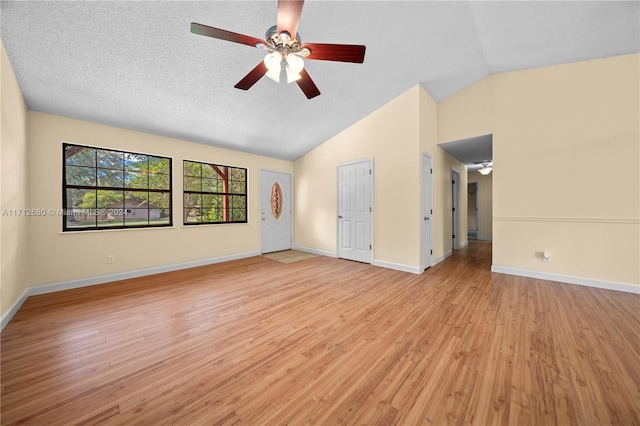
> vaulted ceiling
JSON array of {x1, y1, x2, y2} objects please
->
[{"x1": 2, "y1": 1, "x2": 638, "y2": 161}]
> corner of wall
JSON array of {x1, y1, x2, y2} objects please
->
[
  {"x1": 294, "y1": 85, "x2": 423, "y2": 268},
  {"x1": 439, "y1": 54, "x2": 640, "y2": 286},
  {"x1": 1, "y1": 41, "x2": 30, "y2": 319}
]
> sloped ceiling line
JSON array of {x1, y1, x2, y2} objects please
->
[{"x1": 1, "y1": 1, "x2": 638, "y2": 160}]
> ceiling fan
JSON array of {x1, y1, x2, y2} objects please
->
[{"x1": 190, "y1": 0, "x2": 366, "y2": 99}]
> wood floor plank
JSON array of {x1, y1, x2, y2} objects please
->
[{"x1": 2, "y1": 242, "x2": 639, "y2": 425}]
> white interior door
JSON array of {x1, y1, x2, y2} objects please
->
[
  {"x1": 337, "y1": 160, "x2": 372, "y2": 263},
  {"x1": 260, "y1": 170, "x2": 292, "y2": 254},
  {"x1": 422, "y1": 154, "x2": 433, "y2": 269}
]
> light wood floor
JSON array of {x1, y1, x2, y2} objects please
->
[
  {"x1": 262, "y1": 250, "x2": 319, "y2": 264},
  {"x1": 2, "y1": 242, "x2": 639, "y2": 425}
]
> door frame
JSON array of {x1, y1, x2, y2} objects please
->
[
  {"x1": 336, "y1": 158, "x2": 374, "y2": 264},
  {"x1": 421, "y1": 153, "x2": 433, "y2": 270},
  {"x1": 260, "y1": 169, "x2": 293, "y2": 254},
  {"x1": 451, "y1": 168, "x2": 461, "y2": 250}
]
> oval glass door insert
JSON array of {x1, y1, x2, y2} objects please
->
[{"x1": 271, "y1": 182, "x2": 283, "y2": 220}]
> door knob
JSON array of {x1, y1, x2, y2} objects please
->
[
  {"x1": 338, "y1": 215, "x2": 343, "y2": 219},
  {"x1": 424, "y1": 216, "x2": 430, "y2": 221}
]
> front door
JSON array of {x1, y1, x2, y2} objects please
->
[
  {"x1": 337, "y1": 160, "x2": 372, "y2": 263},
  {"x1": 260, "y1": 170, "x2": 292, "y2": 253}
]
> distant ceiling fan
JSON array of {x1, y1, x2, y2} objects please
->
[{"x1": 191, "y1": 0, "x2": 366, "y2": 99}]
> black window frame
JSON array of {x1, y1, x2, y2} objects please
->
[
  {"x1": 62, "y1": 143, "x2": 173, "y2": 232},
  {"x1": 183, "y1": 160, "x2": 248, "y2": 225}
]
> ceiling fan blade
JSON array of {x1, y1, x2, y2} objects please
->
[
  {"x1": 303, "y1": 43, "x2": 366, "y2": 63},
  {"x1": 296, "y1": 69, "x2": 321, "y2": 99},
  {"x1": 191, "y1": 22, "x2": 264, "y2": 48},
  {"x1": 234, "y1": 62, "x2": 269, "y2": 90},
  {"x1": 277, "y1": 0, "x2": 304, "y2": 38}
]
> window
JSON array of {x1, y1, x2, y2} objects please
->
[
  {"x1": 183, "y1": 160, "x2": 247, "y2": 224},
  {"x1": 63, "y1": 143, "x2": 172, "y2": 231}
]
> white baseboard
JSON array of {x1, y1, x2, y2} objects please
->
[
  {"x1": 0, "y1": 251, "x2": 260, "y2": 331},
  {"x1": 28, "y1": 251, "x2": 260, "y2": 297},
  {"x1": 491, "y1": 265, "x2": 640, "y2": 294},
  {"x1": 1, "y1": 288, "x2": 30, "y2": 331},
  {"x1": 373, "y1": 260, "x2": 422, "y2": 274},
  {"x1": 459, "y1": 241, "x2": 469, "y2": 249},
  {"x1": 478, "y1": 236, "x2": 492, "y2": 241},
  {"x1": 292, "y1": 245, "x2": 337, "y2": 258},
  {"x1": 295, "y1": 246, "x2": 422, "y2": 274}
]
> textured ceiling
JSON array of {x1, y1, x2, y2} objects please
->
[{"x1": 1, "y1": 1, "x2": 638, "y2": 161}]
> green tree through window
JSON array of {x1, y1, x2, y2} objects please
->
[
  {"x1": 63, "y1": 144, "x2": 172, "y2": 231},
  {"x1": 183, "y1": 160, "x2": 247, "y2": 224}
]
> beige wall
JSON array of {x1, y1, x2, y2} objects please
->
[
  {"x1": 1, "y1": 42, "x2": 29, "y2": 317},
  {"x1": 419, "y1": 87, "x2": 467, "y2": 257},
  {"x1": 440, "y1": 54, "x2": 639, "y2": 287},
  {"x1": 294, "y1": 85, "x2": 467, "y2": 271},
  {"x1": 467, "y1": 171, "x2": 492, "y2": 239},
  {"x1": 294, "y1": 86, "x2": 422, "y2": 269},
  {"x1": 438, "y1": 77, "x2": 497, "y2": 144},
  {"x1": 27, "y1": 112, "x2": 293, "y2": 287}
]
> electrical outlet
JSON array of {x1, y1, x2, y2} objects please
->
[{"x1": 107, "y1": 255, "x2": 115, "y2": 264}]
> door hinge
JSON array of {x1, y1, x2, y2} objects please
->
[
  {"x1": 452, "y1": 207, "x2": 455, "y2": 212},
  {"x1": 369, "y1": 169, "x2": 372, "y2": 175},
  {"x1": 430, "y1": 209, "x2": 433, "y2": 214},
  {"x1": 453, "y1": 234, "x2": 456, "y2": 239},
  {"x1": 452, "y1": 180, "x2": 455, "y2": 184},
  {"x1": 430, "y1": 168, "x2": 432, "y2": 174},
  {"x1": 369, "y1": 207, "x2": 372, "y2": 212},
  {"x1": 430, "y1": 250, "x2": 433, "y2": 255},
  {"x1": 369, "y1": 244, "x2": 372, "y2": 250}
]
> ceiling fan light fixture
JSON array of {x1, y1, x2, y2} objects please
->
[
  {"x1": 286, "y1": 54, "x2": 304, "y2": 73},
  {"x1": 265, "y1": 68, "x2": 281, "y2": 83},
  {"x1": 264, "y1": 51, "x2": 283, "y2": 82},
  {"x1": 285, "y1": 54, "x2": 304, "y2": 83},
  {"x1": 478, "y1": 164, "x2": 493, "y2": 175},
  {"x1": 286, "y1": 71, "x2": 302, "y2": 83}
]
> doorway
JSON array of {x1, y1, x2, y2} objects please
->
[
  {"x1": 337, "y1": 159, "x2": 373, "y2": 263},
  {"x1": 468, "y1": 182, "x2": 478, "y2": 239},
  {"x1": 260, "y1": 170, "x2": 292, "y2": 254}
]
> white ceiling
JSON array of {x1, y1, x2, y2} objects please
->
[
  {"x1": 439, "y1": 134, "x2": 492, "y2": 170},
  {"x1": 2, "y1": 1, "x2": 638, "y2": 161}
]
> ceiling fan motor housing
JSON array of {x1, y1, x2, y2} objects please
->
[{"x1": 264, "y1": 25, "x2": 308, "y2": 57}]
